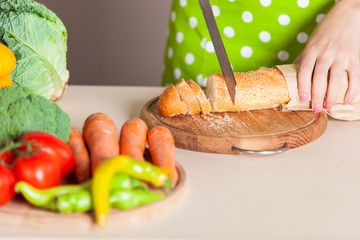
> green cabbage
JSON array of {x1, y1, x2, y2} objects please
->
[
  {"x1": 0, "y1": 0, "x2": 68, "y2": 101},
  {"x1": 0, "y1": 86, "x2": 71, "y2": 146}
]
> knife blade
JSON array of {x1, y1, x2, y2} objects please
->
[{"x1": 198, "y1": 0, "x2": 237, "y2": 104}]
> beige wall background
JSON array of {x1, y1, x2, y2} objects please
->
[{"x1": 36, "y1": 0, "x2": 172, "y2": 86}]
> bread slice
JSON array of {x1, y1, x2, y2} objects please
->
[
  {"x1": 186, "y1": 80, "x2": 211, "y2": 115},
  {"x1": 206, "y1": 67, "x2": 291, "y2": 112},
  {"x1": 158, "y1": 84, "x2": 188, "y2": 117},
  {"x1": 175, "y1": 79, "x2": 200, "y2": 115}
]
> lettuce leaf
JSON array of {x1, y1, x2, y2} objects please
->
[{"x1": 0, "y1": 0, "x2": 67, "y2": 101}]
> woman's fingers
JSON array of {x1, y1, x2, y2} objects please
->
[
  {"x1": 345, "y1": 61, "x2": 360, "y2": 104},
  {"x1": 324, "y1": 63, "x2": 344, "y2": 110},
  {"x1": 297, "y1": 52, "x2": 316, "y2": 103},
  {"x1": 311, "y1": 57, "x2": 332, "y2": 113}
]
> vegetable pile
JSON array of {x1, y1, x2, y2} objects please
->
[
  {"x1": 0, "y1": 0, "x2": 68, "y2": 101},
  {"x1": 0, "y1": 113, "x2": 177, "y2": 229},
  {"x1": 0, "y1": 0, "x2": 176, "y2": 229}
]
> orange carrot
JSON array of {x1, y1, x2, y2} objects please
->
[
  {"x1": 119, "y1": 118, "x2": 148, "y2": 161},
  {"x1": 82, "y1": 113, "x2": 119, "y2": 173},
  {"x1": 147, "y1": 126, "x2": 176, "y2": 181},
  {"x1": 67, "y1": 127, "x2": 91, "y2": 183}
]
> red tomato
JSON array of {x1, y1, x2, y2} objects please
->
[
  {"x1": 0, "y1": 165, "x2": 16, "y2": 206},
  {"x1": 20, "y1": 132, "x2": 74, "y2": 177},
  {"x1": 0, "y1": 150, "x2": 16, "y2": 164},
  {"x1": 12, "y1": 151, "x2": 62, "y2": 189}
]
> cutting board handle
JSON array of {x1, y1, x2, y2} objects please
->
[{"x1": 231, "y1": 142, "x2": 289, "y2": 155}]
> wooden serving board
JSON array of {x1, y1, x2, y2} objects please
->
[
  {"x1": 0, "y1": 163, "x2": 187, "y2": 230},
  {"x1": 140, "y1": 97, "x2": 328, "y2": 154}
]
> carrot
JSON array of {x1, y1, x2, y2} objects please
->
[
  {"x1": 147, "y1": 126, "x2": 176, "y2": 181},
  {"x1": 67, "y1": 127, "x2": 91, "y2": 183},
  {"x1": 82, "y1": 113, "x2": 119, "y2": 173},
  {"x1": 119, "y1": 118, "x2": 148, "y2": 161}
]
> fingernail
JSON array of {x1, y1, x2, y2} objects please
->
[
  {"x1": 325, "y1": 104, "x2": 333, "y2": 111},
  {"x1": 345, "y1": 99, "x2": 352, "y2": 105},
  {"x1": 300, "y1": 94, "x2": 308, "y2": 102},
  {"x1": 314, "y1": 104, "x2": 322, "y2": 113}
]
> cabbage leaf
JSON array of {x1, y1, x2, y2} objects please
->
[{"x1": 0, "y1": 0, "x2": 67, "y2": 101}]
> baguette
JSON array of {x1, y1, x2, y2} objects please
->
[
  {"x1": 158, "y1": 84, "x2": 188, "y2": 117},
  {"x1": 175, "y1": 79, "x2": 200, "y2": 115},
  {"x1": 206, "y1": 67, "x2": 291, "y2": 112},
  {"x1": 186, "y1": 80, "x2": 211, "y2": 115}
]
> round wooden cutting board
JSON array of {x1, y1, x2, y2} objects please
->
[
  {"x1": 140, "y1": 97, "x2": 328, "y2": 154},
  {"x1": 0, "y1": 163, "x2": 187, "y2": 230}
]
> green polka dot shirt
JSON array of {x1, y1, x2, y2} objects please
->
[{"x1": 162, "y1": 0, "x2": 336, "y2": 86}]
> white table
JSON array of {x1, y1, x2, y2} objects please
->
[{"x1": 1, "y1": 85, "x2": 360, "y2": 240}]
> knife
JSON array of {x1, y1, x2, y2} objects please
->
[{"x1": 198, "y1": 0, "x2": 237, "y2": 105}]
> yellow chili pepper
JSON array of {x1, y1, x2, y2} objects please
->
[
  {"x1": 0, "y1": 75, "x2": 13, "y2": 87},
  {"x1": 92, "y1": 155, "x2": 170, "y2": 229}
]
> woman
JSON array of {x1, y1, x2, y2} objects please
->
[{"x1": 162, "y1": 0, "x2": 360, "y2": 113}]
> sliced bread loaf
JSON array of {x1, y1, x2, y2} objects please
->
[
  {"x1": 175, "y1": 79, "x2": 200, "y2": 115},
  {"x1": 158, "y1": 84, "x2": 188, "y2": 117},
  {"x1": 186, "y1": 80, "x2": 211, "y2": 115}
]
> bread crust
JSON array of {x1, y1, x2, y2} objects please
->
[
  {"x1": 175, "y1": 79, "x2": 200, "y2": 115},
  {"x1": 186, "y1": 80, "x2": 211, "y2": 115},
  {"x1": 158, "y1": 84, "x2": 188, "y2": 117},
  {"x1": 206, "y1": 67, "x2": 291, "y2": 112}
]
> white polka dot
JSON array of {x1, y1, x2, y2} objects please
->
[
  {"x1": 211, "y1": 5, "x2": 220, "y2": 17},
  {"x1": 260, "y1": 0, "x2": 271, "y2": 7},
  {"x1": 200, "y1": 38, "x2": 207, "y2": 49},
  {"x1": 179, "y1": 0, "x2": 187, "y2": 7},
  {"x1": 316, "y1": 14, "x2": 325, "y2": 23},
  {"x1": 242, "y1": 11, "x2": 253, "y2": 23},
  {"x1": 174, "y1": 68, "x2": 181, "y2": 79},
  {"x1": 176, "y1": 32, "x2": 184, "y2": 43},
  {"x1": 224, "y1": 26, "x2": 235, "y2": 38},
  {"x1": 197, "y1": 74, "x2": 207, "y2": 86},
  {"x1": 297, "y1": 0, "x2": 309, "y2": 8},
  {"x1": 278, "y1": 14, "x2": 290, "y2": 26},
  {"x1": 228, "y1": 0, "x2": 235, "y2": 2},
  {"x1": 259, "y1": 31, "x2": 271, "y2": 42},
  {"x1": 171, "y1": 12, "x2": 176, "y2": 22},
  {"x1": 278, "y1": 51, "x2": 289, "y2": 61},
  {"x1": 297, "y1": 32, "x2": 308, "y2": 43},
  {"x1": 189, "y1": 17, "x2": 198, "y2": 28},
  {"x1": 167, "y1": 47, "x2": 173, "y2": 58},
  {"x1": 205, "y1": 41, "x2": 215, "y2": 53},
  {"x1": 197, "y1": 74, "x2": 203, "y2": 84},
  {"x1": 240, "y1": 46, "x2": 253, "y2": 58},
  {"x1": 202, "y1": 77, "x2": 208, "y2": 86},
  {"x1": 185, "y1": 53, "x2": 195, "y2": 65}
]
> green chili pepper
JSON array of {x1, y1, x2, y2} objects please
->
[
  {"x1": 14, "y1": 181, "x2": 88, "y2": 207},
  {"x1": 43, "y1": 189, "x2": 93, "y2": 213},
  {"x1": 92, "y1": 155, "x2": 171, "y2": 229},
  {"x1": 110, "y1": 174, "x2": 148, "y2": 192},
  {"x1": 109, "y1": 190, "x2": 165, "y2": 210}
]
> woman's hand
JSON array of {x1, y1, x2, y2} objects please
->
[{"x1": 295, "y1": 0, "x2": 360, "y2": 112}]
